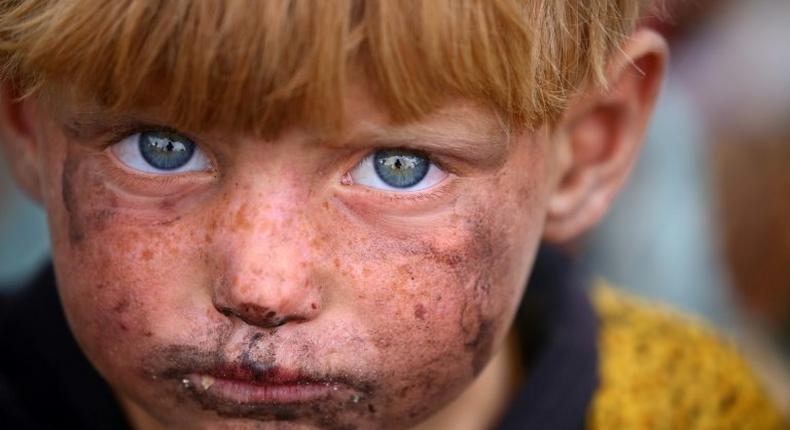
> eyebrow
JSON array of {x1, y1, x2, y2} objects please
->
[
  {"x1": 58, "y1": 103, "x2": 513, "y2": 169},
  {"x1": 344, "y1": 119, "x2": 512, "y2": 170},
  {"x1": 58, "y1": 109, "x2": 166, "y2": 140}
]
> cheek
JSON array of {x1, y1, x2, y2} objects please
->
[
  {"x1": 48, "y1": 148, "x2": 224, "y2": 377},
  {"x1": 320, "y1": 190, "x2": 540, "y2": 423},
  {"x1": 53, "y1": 220, "x2": 207, "y2": 366}
]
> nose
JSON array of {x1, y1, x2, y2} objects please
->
[
  {"x1": 209, "y1": 196, "x2": 324, "y2": 329},
  {"x1": 215, "y1": 296, "x2": 318, "y2": 329}
]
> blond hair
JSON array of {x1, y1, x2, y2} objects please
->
[{"x1": 0, "y1": 0, "x2": 651, "y2": 136}]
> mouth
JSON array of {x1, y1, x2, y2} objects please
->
[
  {"x1": 183, "y1": 365, "x2": 355, "y2": 404},
  {"x1": 145, "y1": 344, "x2": 376, "y2": 422}
]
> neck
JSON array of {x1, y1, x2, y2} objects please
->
[{"x1": 120, "y1": 395, "x2": 165, "y2": 430}]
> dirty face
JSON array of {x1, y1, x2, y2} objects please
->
[{"x1": 33, "y1": 84, "x2": 556, "y2": 430}]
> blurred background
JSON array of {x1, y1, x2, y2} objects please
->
[
  {"x1": 0, "y1": 154, "x2": 50, "y2": 288},
  {"x1": 582, "y1": 0, "x2": 790, "y2": 415},
  {"x1": 1, "y1": 0, "x2": 788, "y2": 418}
]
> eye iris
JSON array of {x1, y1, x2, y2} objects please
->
[
  {"x1": 373, "y1": 149, "x2": 429, "y2": 188},
  {"x1": 139, "y1": 131, "x2": 195, "y2": 171}
]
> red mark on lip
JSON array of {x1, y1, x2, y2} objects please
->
[{"x1": 204, "y1": 364, "x2": 309, "y2": 385}]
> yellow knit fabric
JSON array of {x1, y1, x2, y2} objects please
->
[{"x1": 587, "y1": 284, "x2": 788, "y2": 430}]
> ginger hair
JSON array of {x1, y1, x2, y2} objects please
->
[{"x1": 0, "y1": 0, "x2": 652, "y2": 136}]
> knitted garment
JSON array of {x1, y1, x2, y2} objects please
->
[{"x1": 587, "y1": 285, "x2": 787, "y2": 430}]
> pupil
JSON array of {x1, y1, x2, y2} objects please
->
[
  {"x1": 139, "y1": 131, "x2": 195, "y2": 171},
  {"x1": 373, "y1": 149, "x2": 430, "y2": 189}
]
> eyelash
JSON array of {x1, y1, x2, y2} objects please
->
[
  {"x1": 102, "y1": 125, "x2": 456, "y2": 201},
  {"x1": 104, "y1": 123, "x2": 218, "y2": 170},
  {"x1": 356, "y1": 180, "x2": 455, "y2": 202},
  {"x1": 348, "y1": 148, "x2": 455, "y2": 176},
  {"x1": 102, "y1": 122, "x2": 199, "y2": 148}
]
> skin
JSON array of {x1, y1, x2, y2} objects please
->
[{"x1": 0, "y1": 29, "x2": 666, "y2": 430}]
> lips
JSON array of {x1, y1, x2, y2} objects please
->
[
  {"x1": 183, "y1": 365, "x2": 353, "y2": 404},
  {"x1": 203, "y1": 364, "x2": 315, "y2": 385},
  {"x1": 144, "y1": 344, "x2": 374, "y2": 414}
]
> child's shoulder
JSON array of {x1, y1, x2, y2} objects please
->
[{"x1": 587, "y1": 283, "x2": 787, "y2": 429}]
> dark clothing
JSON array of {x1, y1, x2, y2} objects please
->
[
  {"x1": 497, "y1": 247, "x2": 599, "y2": 430},
  {"x1": 0, "y1": 247, "x2": 598, "y2": 429},
  {"x1": 0, "y1": 266, "x2": 128, "y2": 429}
]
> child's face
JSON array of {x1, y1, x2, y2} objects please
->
[{"x1": 32, "y1": 83, "x2": 556, "y2": 428}]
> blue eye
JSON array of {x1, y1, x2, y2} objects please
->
[
  {"x1": 110, "y1": 130, "x2": 211, "y2": 174},
  {"x1": 374, "y1": 150, "x2": 430, "y2": 188},
  {"x1": 348, "y1": 149, "x2": 448, "y2": 192},
  {"x1": 139, "y1": 131, "x2": 195, "y2": 170}
]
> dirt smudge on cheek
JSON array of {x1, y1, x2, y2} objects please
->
[
  {"x1": 363, "y1": 205, "x2": 509, "y2": 379},
  {"x1": 455, "y1": 270, "x2": 498, "y2": 377},
  {"x1": 61, "y1": 150, "x2": 84, "y2": 244},
  {"x1": 467, "y1": 317, "x2": 496, "y2": 376},
  {"x1": 426, "y1": 213, "x2": 507, "y2": 377},
  {"x1": 61, "y1": 148, "x2": 120, "y2": 246}
]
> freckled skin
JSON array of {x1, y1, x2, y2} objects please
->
[{"x1": 33, "y1": 88, "x2": 555, "y2": 430}]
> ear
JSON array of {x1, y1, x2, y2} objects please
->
[
  {"x1": 543, "y1": 28, "x2": 668, "y2": 243},
  {"x1": 0, "y1": 83, "x2": 43, "y2": 203}
]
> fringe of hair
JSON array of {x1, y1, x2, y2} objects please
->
[{"x1": 0, "y1": 0, "x2": 652, "y2": 136}]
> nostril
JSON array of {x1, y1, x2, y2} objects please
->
[
  {"x1": 216, "y1": 305, "x2": 235, "y2": 317},
  {"x1": 214, "y1": 303, "x2": 305, "y2": 329}
]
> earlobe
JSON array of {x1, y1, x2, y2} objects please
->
[
  {"x1": 0, "y1": 84, "x2": 43, "y2": 203},
  {"x1": 543, "y1": 28, "x2": 668, "y2": 243}
]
